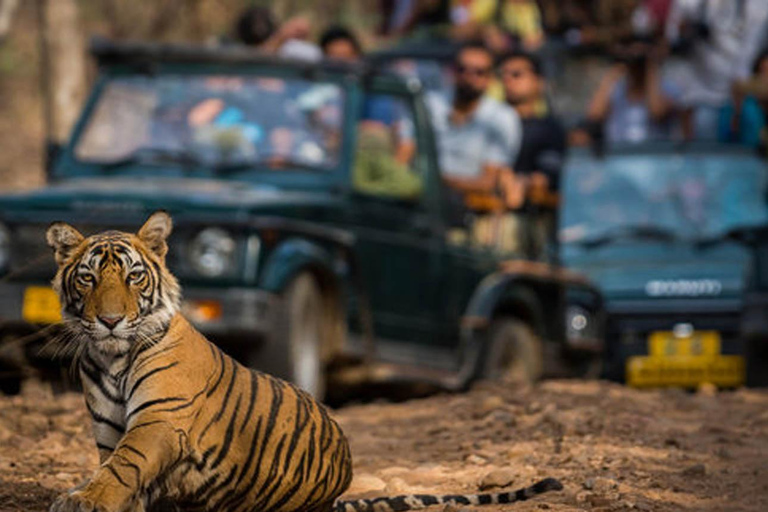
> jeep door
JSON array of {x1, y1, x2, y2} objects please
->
[
  {"x1": 346, "y1": 87, "x2": 442, "y2": 345},
  {"x1": 438, "y1": 219, "x2": 512, "y2": 347}
]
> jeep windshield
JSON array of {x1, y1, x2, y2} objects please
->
[
  {"x1": 561, "y1": 144, "x2": 768, "y2": 247},
  {"x1": 73, "y1": 74, "x2": 345, "y2": 173}
]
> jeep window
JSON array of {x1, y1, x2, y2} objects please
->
[
  {"x1": 74, "y1": 75, "x2": 345, "y2": 171},
  {"x1": 385, "y1": 58, "x2": 454, "y2": 105},
  {"x1": 561, "y1": 150, "x2": 768, "y2": 245},
  {"x1": 352, "y1": 93, "x2": 423, "y2": 200}
]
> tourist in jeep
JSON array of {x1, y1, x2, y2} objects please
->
[
  {"x1": 319, "y1": 26, "x2": 364, "y2": 63},
  {"x1": 233, "y1": 6, "x2": 321, "y2": 61},
  {"x1": 585, "y1": 37, "x2": 680, "y2": 145},
  {"x1": 500, "y1": 50, "x2": 566, "y2": 260},
  {"x1": 317, "y1": 26, "x2": 421, "y2": 199},
  {"x1": 429, "y1": 43, "x2": 522, "y2": 248}
]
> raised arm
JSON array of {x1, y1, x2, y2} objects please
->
[
  {"x1": 588, "y1": 64, "x2": 624, "y2": 122},
  {"x1": 645, "y1": 59, "x2": 675, "y2": 121}
]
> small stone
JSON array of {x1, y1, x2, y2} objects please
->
[
  {"x1": 473, "y1": 396, "x2": 505, "y2": 419},
  {"x1": 527, "y1": 401, "x2": 543, "y2": 414},
  {"x1": 479, "y1": 469, "x2": 516, "y2": 490},
  {"x1": 475, "y1": 449, "x2": 496, "y2": 461},
  {"x1": 384, "y1": 477, "x2": 413, "y2": 495},
  {"x1": 427, "y1": 425, "x2": 449, "y2": 436},
  {"x1": 714, "y1": 447, "x2": 733, "y2": 459},
  {"x1": 575, "y1": 491, "x2": 590, "y2": 503},
  {"x1": 465, "y1": 454, "x2": 487, "y2": 465},
  {"x1": 697, "y1": 382, "x2": 717, "y2": 397},
  {"x1": 487, "y1": 410, "x2": 516, "y2": 427},
  {"x1": 442, "y1": 505, "x2": 475, "y2": 512},
  {"x1": 346, "y1": 474, "x2": 387, "y2": 494},
  {"x1": 582, "y1": 477, "x2": 618, "y2": 493},
  {"x1": 681, "y1": 463, "x2": 706, "y2": 477},
  {"x1": 587, "y1": 494, "x2": 613, "y2": 507},
  {"x1": 538, "y1": 504, "x2": 550, "y2": 510}
]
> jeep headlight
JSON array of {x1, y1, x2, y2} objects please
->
[
  {"x1": 566, "y1": 305, "x2": 591, "y2": 339},
  {"x1": 0, "y1": 223, "x2": 9, "y2": 273},
  {"x1": 189, "y1": 228, "x2": 236, "y2": 278}
]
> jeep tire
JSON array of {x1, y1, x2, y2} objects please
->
[
  {"x1": 483, "y1": 318, "x2": 544, "y2": 385},
  {"x1": 259, "y1": 272, "x2": 327, "y2": 400}
]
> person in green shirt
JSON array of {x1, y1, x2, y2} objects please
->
[{"x1": 353, "y1": 120, "x2": 423, "y2": 199}]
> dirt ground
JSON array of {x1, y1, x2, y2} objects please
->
[{"x1": 0, "y1": 380, "x2": 767, "y2": 512}]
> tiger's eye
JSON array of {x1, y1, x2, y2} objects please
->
[
  {"x1": 77, "y1": 273, "x2": 95, "y2": 286},
  {"x1": 128, "y1": 270, "x2": 146, "y2": 283}
]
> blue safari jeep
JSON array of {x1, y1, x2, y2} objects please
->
[
  {"x1": 561, "y1": 142, "x2": 768, "y2": 388},
  {"x1": 0, "y1": 40, "x2": 604, "y2": 399}
]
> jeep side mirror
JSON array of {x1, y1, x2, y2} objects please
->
[{"x1": 45, "y1": 140, "x2": 62, "y2": 178}]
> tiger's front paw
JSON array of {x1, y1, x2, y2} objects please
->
[{"x1": 50, "y1": 491, "x2": 108, "y2": 512}]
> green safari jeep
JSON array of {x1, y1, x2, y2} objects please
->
[{"x1": 0, "y1": 40, "x2": 604, "y2": 400}]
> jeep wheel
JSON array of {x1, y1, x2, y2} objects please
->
[
  {"x1": 260, "y1": 272, "x2": 327, "y2": 400},
  {"x1": 483, "y1": 318, "x2": 544, "y2": 385}
]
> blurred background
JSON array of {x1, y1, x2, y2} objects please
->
[
  {"x1": 0, "y1": 0, "x2": 387, "y2": 191},
  {"x1": 7, "y1": 0, "x2": 765, "y2": 189}
]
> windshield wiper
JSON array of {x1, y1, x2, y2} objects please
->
[
  {"x1": 93, "y1": 148, "x2": 326, "y2": 173},
  {"x1": 576, "y1": 225, "x2": 678, "y2": 249},
  {"x1": 96, "y1": 148, "x2": 201, "y2": 170},
  {"x1": 213, "y1": 156, "x2": 323, "y2": 174},
  {"x1": 695, "y1": 224, "x2": 768, "y2": 249}
]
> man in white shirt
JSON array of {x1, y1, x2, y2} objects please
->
[
  {"x1": 666, "y1": 0, "x2": 768, "y2": 138},
  {"x1": 429, "y1": 43, "x2": 523, "y2": 251},
  {"x1": 431, "y1": 43, "x2": 522, "y2": 208}
]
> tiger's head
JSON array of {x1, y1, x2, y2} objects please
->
[{"x1": 46, "y1": 211, "x2": 181, "y2": 356}]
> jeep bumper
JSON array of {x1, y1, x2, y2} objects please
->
[{"x1": 182, "y1": 288, "x2": 279, "y2": 338}]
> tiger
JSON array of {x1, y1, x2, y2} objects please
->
[{"x1": 45, "y1": 211, "x2": 563, "y2": 512}]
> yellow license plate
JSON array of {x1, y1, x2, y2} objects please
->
[
  {"x1": 627, "y1": 330, "x2": 745, "y2": 388},
  {"x1": 22, "y1": 286, "x2": 62, "y2": 324}
]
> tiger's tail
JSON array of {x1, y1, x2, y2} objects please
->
[{"x1": 335, "y1": 477, "x2": 563, "y2": 512}]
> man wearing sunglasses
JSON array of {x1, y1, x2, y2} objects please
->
[
  {"x1": 499, "y1": 50, "x2": 566, "y2": 261},
  {"x1": 430, "y1": 43, "x2": 523, "y2": 250}
]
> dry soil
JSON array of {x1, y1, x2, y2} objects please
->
[{"x1": 1, "y1": 380, "x2": 767, "y2": 512}]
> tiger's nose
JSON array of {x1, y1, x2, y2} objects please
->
[{"x1": 97, "y1": 314, "x2": 124, "y2": 330}]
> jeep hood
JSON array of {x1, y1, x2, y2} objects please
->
[
  {"x1": 0, "y1": 177, "x2": 338, "y2": 223},
  {"x1": 563, "y1": 242, "x2": 750, "y2": 301}
]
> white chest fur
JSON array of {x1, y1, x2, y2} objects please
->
[{"x1": 80, "y1": 349, "x2": 130, "y2": 451}]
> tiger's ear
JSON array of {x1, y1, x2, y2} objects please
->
[
  {"x1": 138, "y1": 211, "x2": 173, "y2": 259},
  {"x1": 46, "y1": 222, "x2": 85, "y2": 266}
]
